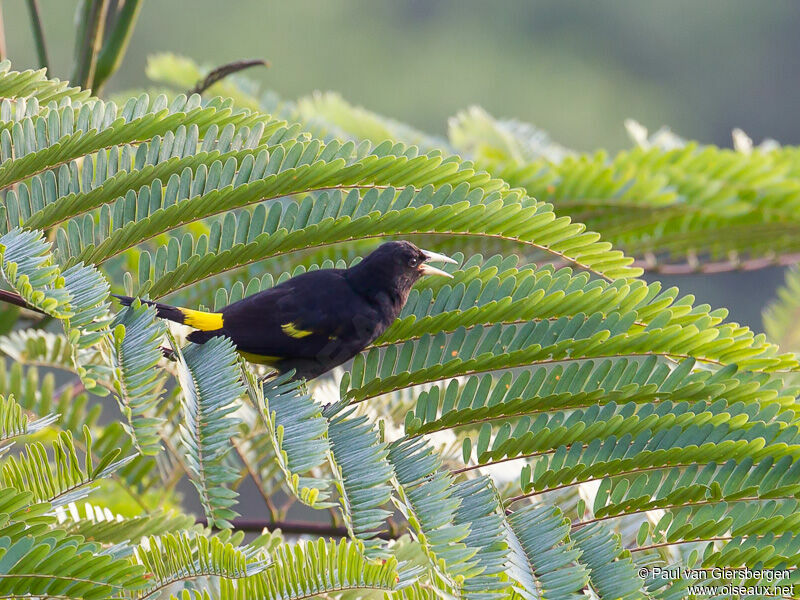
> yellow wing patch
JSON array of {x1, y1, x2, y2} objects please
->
[
  {"x1": 238, "y1": 351, "x2": 281, "y2": 366},
  {"x1": 281, "y1": 322, "x2": 314, "y2": 338},
  {"x1": 181, "y1": 308, "x2": 224, "y2": 331}
]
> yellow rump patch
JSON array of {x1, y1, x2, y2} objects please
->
[
  {"x1": 181, "y1": 308, "x2": 224, "y2": 331},
  {"x1": 238, "y1": 351, "x2": 281, "y2": 366},
  {"x1": 281, "y1": 322, "x2": 314, "y2": 338}
]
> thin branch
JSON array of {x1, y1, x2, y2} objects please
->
[
  {"x1": 195, "y1": 517, "x2": 401, "y2": 539},
  {"x1": 231, "y1": 436, "x2": 279, "y2": 522},
  {"x1": 0, "y1": 289, "x2": 45, "y2": 313},
  {"x1": 630, "y1": 536, "x2": 732, "y2": 553},
  {"x1": 188, "y1": 58, "x2": 269, "y2": 96},
  {"x1": 503, "y1": 463, "x2": 711, "y2": 506},
  {"x1": 54, "y1": 378, "x2": 86, "y2": 400},
  {"x1": 93, "y1": 0, "x2": 143, "y2": 93},
  {"x1": 24, "y1": 0, "x2": 49, "y2": 71},
  {"x1": 571, "y1": 495, "x2": 797, "y2": 530},
  {"x1": 72, "y1": 0, "x2": 110, "y2": 89},
  {"x1": 632, "y1": 251, "x2": 800, "y2": 275}
]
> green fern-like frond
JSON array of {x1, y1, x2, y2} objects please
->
[
  {"x1": 449, "y1": 107, "x2": 800, "y2": 271},
  {"x1": 388, "y1": 437, "x2": 478, "y2": 586},
  {"x1": 109, "y1": 301, "x2": 167, "y2": 455},
  {"x1": 0, "y1": 228, "x2": 72, "y2": 317},
  {"x1": 294, "y1": 91, "x2": 448, "y2": 153},
  {"x1": 764, "y1": 265, "x2": 800, "y2": 353},
  {"x1": 505, "y1": 504, "x2": 588, "y2": 600},
  {"x1": 451, "y1": 476, "x2": 509, "y2": 599},
  {"x1": 325, "y1": 405, "x2": 395, "y2": 554},
  {"x1": 131, "y1": 531, "x2": 268, "y2": 599},
  {"x1": 0, "y1": 360, "x2": 94, "y2": 440},
  {"x1": 59, "y1": 502, "x2": 196, "y2": 549},
  {"x1": 0, "y1": 486, "x2": 143, "y2": 599},
  {"x1": 6, "y1": 61, "x2": 800, "y2": 599},
  {"x1": 22, "y1": 132, "x2": 640, "y2": 284},
  {"x1": 242, "y1": 367, "x2": 332, "y2": 507},
  {"x1": 171, "y1": 332, "x2": 244, "y2": 528},
  {"x1": 1, "y1": 426, "x2": 133, "y2": 508},
  {"x1": 0, "y1": 228, "x2": 115, "y2": 393},
  {"x1": 0, "y1": 92, "x2": 281, "y2": 191},
  {"x1": 0, "y1": 530, "x2": 145, "y2": 599},
  {"x1": 0, "y1": 328, "x2": 79, "y2": 372},
  {"x1": 450, "y1": 105, "x2": 573, "y2": 164},
  {"x1": 0, "y1": 60, "x2": 91, "y2": 106},
  {"x1": 0, "y1": 393, "x2": 56, "y2": 446},
  {"x1": 404, "y1": 357, "x2": 787, "y2": 437},
  {"x1": 345, "y1": 319, "x2": 793, "y2": 408},
  {"x1": 57, "y1": 260, "x2": 114, "y2": 393},
  {"x1": 213, "y1": 538, "x2": 402, "y2": 600},
  {"x1": 571, "y1": 523, "x2": 643, "y2": 600}
]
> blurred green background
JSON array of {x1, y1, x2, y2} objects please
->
[
  {"x1": 3, "y1": 0, "x2": 798, "y2": 326},
  {"x1": 6, "y1": 0, "x2": 800, "y2": 150}
]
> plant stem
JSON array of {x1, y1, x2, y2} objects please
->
[
  {"x1": 188, "y1": 58, "x2": 269, "y2": 96},
  {"x1": 54, "y1": 378, "x2": 86, "y2": 400},
  {"x1": 24, "y1": 0, "x2": 49, "y2": 71},
  {"x1": 93, "y1": 0, "x2": 142, "y2": 93},
  {"x1": 0, "y1": 3, "x2": 8, "y2": 61},
  {"x1": 231, "y1": 436, "x2": 280, "y2": 522},
  {"x1": 71, "y1": 0, "x2": 91, "y2": 83},
  {"x1": 72, "y1": 0, "x2": 110, "y2": 89},
  {"x1": 0, "y1": 289, "x2": 45, "y2": 313}
]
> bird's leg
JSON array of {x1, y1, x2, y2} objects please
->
[
  {"x1": 258, "y1": 370, "x2": 279, "y2": 383},
  {"x1": 160, "y1": 346, "x2": 176, "y2": 361}
]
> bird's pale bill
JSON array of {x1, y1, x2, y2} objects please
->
[{"x1": 419, "y1": 249, "x2": 457, "y2": 278}]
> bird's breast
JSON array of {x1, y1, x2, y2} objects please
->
[{"x1": 359, "y1": 290, "x2": 406, "y2": 339}]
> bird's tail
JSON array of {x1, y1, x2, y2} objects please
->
[
  {"x1": 185, "y1": 329, "x2": 221, "y2": 344},
  {"x1": 112, "y1": 294, "x2": 189, "y2": 324},
  {"x1": 112, "y1": 295, "x2": 225, "y2": 344}
]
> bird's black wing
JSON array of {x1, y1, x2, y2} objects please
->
[{"x1": 219, "y1": 269, "x2": 382, "y2": 360}]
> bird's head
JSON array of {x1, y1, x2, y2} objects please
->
[{"x1": 347, "y1": 241, "x2": 457, "y2": 300}]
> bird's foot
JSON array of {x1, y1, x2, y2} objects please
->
[{"x1": 258, "y1": 371, "x2": 279, "y2": 383}]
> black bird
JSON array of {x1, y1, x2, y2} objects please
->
[{"x1": 113, "y1": 241, "x2": 457, "y2": 380}]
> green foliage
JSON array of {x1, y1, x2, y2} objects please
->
[
  {"x1": 213, "y1": 538, "x2": 404, "y2": 600},
  {"x1": 0, "y1": 524, "x2": 145, "y2": 599},
  {"x1": 0, "y1": 60, "x2": 90, "y2": 108},
  {"x1": 764, "y1": 265, "x2": 800, "y2": 353},
  {"x1": 241, "y1": 68, "x2": 800, "y2": 274},
  {"x1": 326, "y1": 405, "x2": 395, "y2": 554},
  {"x1": 131, "y1": 531, "x2": 269, "y2": 598},
  {"x1": 505, "y1": 505, "x2": 588, "y2": 600},
  {"x1": 571, "y1": 524, "x2": 642, "y2": 600},
  {"x1": 62, "y1": 504, "x2": 196, "y2": 548},
  {"x1": 242, "y1": 368, "x2": 332, "y2": 508},
  {"x1": 109, "y1": 301, "x2": 168, "y2": 455},
  {"x1": 388, "y1": 437, "x2": 489, "y2": 587},
  {"x1": 0, "y1": 487, "x2": 145, "y2": 599},
  {"x1": 0, "y1": 393, "x2": 56, "y2": 444},
  {"x1": 449, "y1": 107, "x2": 800, "y2": 272},
  {"x1": 0, "y1": 59, "x2": 799, "y2": 600},
  {"x1": 1, "y1": 426, "x2": 132, "y2": 507},
  {"x1": 0, "y1": 228, "x2": 72, "y2": 317},
  {"x1": 172, "y1": 333, "x2": 244, "y2": 528}
]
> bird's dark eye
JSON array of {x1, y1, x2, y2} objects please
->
[{"x1": 408, "y1": 257, "x2": 419, "y2": 267}]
